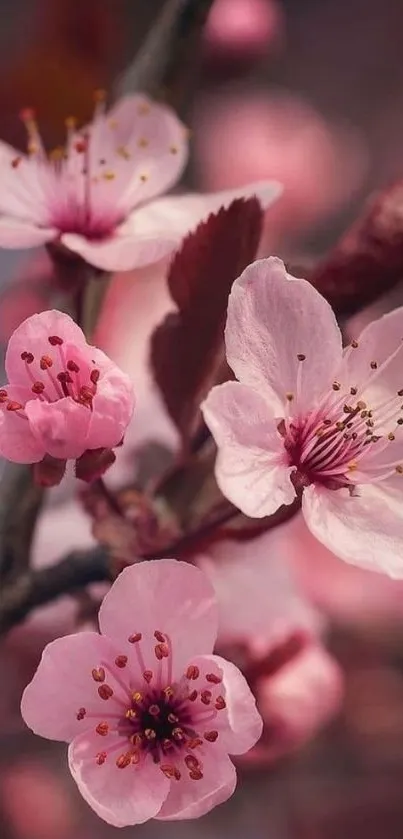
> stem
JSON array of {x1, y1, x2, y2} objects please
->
[
  {"x1": 94, "y1": 478, "x2": 125, "y2": 518},
  {"x1": 0, "y1": 463, "x2": 44, "y2": 582},
  {"x1": 116, "y1": 0, "x2": 215, "y2": 110},
  {"x1": 0, "y1": 547, "x2": 111, "y2": 634}
]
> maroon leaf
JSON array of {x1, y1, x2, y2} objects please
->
[
  {"x1": 150, "y1": 196, "x2": 263, "y2": 444},
  {"x1": 310, "y1": 179, "x2": 403, "y2": 316}
]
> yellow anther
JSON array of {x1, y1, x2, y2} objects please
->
[
  {"x1": 139, "y1": 173, "x2": 148, "y2": 182},
  {"x1": 137, "y1": 137, "x2": 149, "y2": 149},
  {"x1": 103, "y1": 171, "x2": 116, "y2": 181},
  {"x1": 117, "y1": 145, "x2": 131, "y2": 160},
  {"x1": 347, "y1": 461, "x2": 358, "y2": 472},
  {"x1": 170, "y1": 145, "x2": 179, "y2": 154},
  {"x1": 65, "y1": 116, "x2": 77, "y2": 129},
  {"x1": 49, "y1": 146, "x2": 64, "y2": 161}
]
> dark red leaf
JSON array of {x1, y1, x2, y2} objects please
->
[
  {"x1": 150, "y1": 196, "x2": 263, "y2": 444},
  {"x1": 310, "y1": 179, "x2": 403, "y2": 316}
]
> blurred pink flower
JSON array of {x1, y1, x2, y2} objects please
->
[
  {"x1": 269, "y1": 512, "x2": 403, "y2": 627},
  {"x1": 194, "y1": 92, "x2": 367, "y2": 242},
  {"x1": 0, "y1": 95, "x2": 281, "y2": 272},
  {"x1": 246, "y1": 638, "x2": 343, "y2": 765},
  {"x1": 198, "y1": 531, "x2": 320, "y2": 649},
  {"x1": 0, "y1": 309, "x2": 134, "y2": 482},
  {"x1": 198, "y1": 532, "x2": 342, "y2": 766},
  {"x1": 205, "y1": 0, "x2": 283, "y2": 61},
  {"x1": 21, "y1": 559, "x2": 262, "y2": 825},
  {"x1": 0, "y1": 761, "x2": 75, "y2": 839},
  {"x1": 203, "y1": 257, "x2": 403, "y2": 575}
]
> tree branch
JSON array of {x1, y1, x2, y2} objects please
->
[
  {"x1": 0, "y1": 463, "x2": 44, "y2": 582},
  {"x1": 116, "y1": 0, "x2": 215, "y2": 110},
  {"x1": 0, "y1": 546, "x2": 111, "y2": 634}
]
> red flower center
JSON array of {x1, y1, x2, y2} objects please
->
[{"x1": 76, "y1": 630, "x2": 226, "y2": 783}]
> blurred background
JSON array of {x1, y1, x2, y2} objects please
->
[{"x1": 1, "y1": 1, "x2": 403, "y2": 837}]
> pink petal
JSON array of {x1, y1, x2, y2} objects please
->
[
  {"x1": 201, "y1": 530, "x2": 318, "y2": 646},
  {"x1": 156, "y1": 748, "x2": 236, "y2": 821},
  {"x1": 98, "y1": 560, "x2": 218, "y2": 677},
  {"x1": 192, "y1": 653, "x2": 263, "y2": 755},
  {"x1": 21, "y1": 632, "x2": 126, "y2": 742},
  {"x1": 68, "y1": 731, "x2": 169, "y2": 826},
  {"x1": 0, "y1": 218, "x2": 56, "y2": 247},
  {"x1": 0, "y1": 385, "x2": 45, "y2": 462},
  {"x1": 205, "y1": 0, "x2": 282, "y2": 57},
  {"x1": 302, "y1": 484, "x2": 403, "y2": 578},
  {"x1": 343, "y1": 305, "x2": 403, "y2": 404},
  {"x1": 106, "y1": 94, "x2": 188, "y2": 204},
  {"x1": 225, "y1": 258, "x2": 343, "y2": 414},
  {"x1": 202, "y1": 380, "x2": 295, "y2": 516},
  {"x1": 132, "y1": 180, "x2": 282, "y2": 240},
  {"x1": 254, "y1": 641, "x2": 343, "y2": 763},
  {"x1": 86, "y1": 349, "x2": 135, "y2": 450},
  {"x1": 5, "y1": 310, "x2": 86, "y2": 385},
  {"x1": 25, "y1": 398, "x2": 91, "y2": 460},
  {"x1": 285, "y1": 512, "x2": 403, "y2": 625},
  {"x1": 60, "y1": 230, "x2": 177, "y2": 272}
]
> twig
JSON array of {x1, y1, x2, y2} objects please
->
[
  {"x1": 116, "y1": 0, "x2": 215, "y2": 109},
  {"x1": 0, "y1": 463, "x2": 44, "y2": 582},
  {"x1": 0, "y1": 546, "x2": 111, "y2": 634}
]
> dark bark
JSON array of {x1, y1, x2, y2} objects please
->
[{"x1": 0, "y1": 547, "x2": 111, "y2": 633}]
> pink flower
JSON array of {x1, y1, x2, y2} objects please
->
[
  {"x1": 198, "y1": 533, "x2": 342, "y2": 766},
  {"x1": 0, "y1": 761, "x2": 75, "y2": 839},
  {"x1": 202, "y1": 257, "x2": 403, "y2": 576},
  {"x1": 0, "y1": 309, "x2": 134, "y2": 482},
  {"x1": 21, "y1": 559, "x2": 262, "y2": 826},
  {"x1": 194, "y1": 93, "x2": 367, "y2": 244},
  {"x1": 198, "y1": 531, "x2": 320, "y2": 650},
  {"x1": 205, "y1": 0, "x2": 283, "y2": 60},
  {"x1": 245, "y1": 638, "x2": 343, "y2": 766},
  {"x1": 0, "y1": 95, "x2": 280, "y2": 272}
]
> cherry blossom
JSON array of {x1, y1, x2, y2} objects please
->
[
  {"x1": 21, "y1": 560, "x2": 262, "y2": 826},
  {"x1": 202, "y1": 257, "x2": 403, "y2": 577},
  {"x1": 0, "y1": 93, "x2": 281, "y2": 272},
  {"x1": 246, "y1": 637, "x2": 343, "y2": 766},
  {"x1": 0, "y1": 309, "x2": 134, "y2": 483},
  {"x1": 198, "y1": 533, "x2": 342, "y2": 766}
]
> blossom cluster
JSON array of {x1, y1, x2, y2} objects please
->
[{"x1": 0, "y1": 89, "x2": 401, "y2": 831}]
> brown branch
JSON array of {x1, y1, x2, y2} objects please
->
[
  {"x1": 116, "y1": 0, "x2": 215, "y2": 110},
  {"x1": 0, "y1": 463, "x2": 44, "y2": 582},
  {"x1": 0, "y1": 546, "x2": 112, "y2": 634}
]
